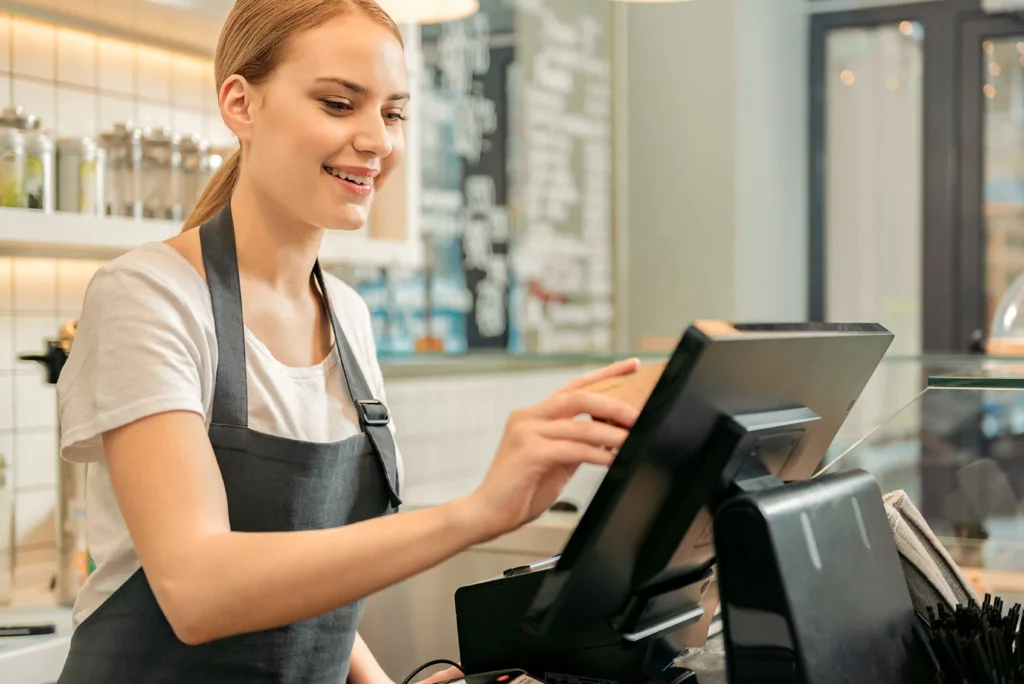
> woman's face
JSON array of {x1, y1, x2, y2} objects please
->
[{"x1": 226, "y1": 13, "x2": 409, "y2": 231}]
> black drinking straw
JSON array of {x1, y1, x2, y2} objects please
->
[{"x1": 920, "y1": 594, "x2": 1024, "y2": 684}]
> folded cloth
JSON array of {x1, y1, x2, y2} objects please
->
[{"x1": 883, "y1": 490, "x2": 978, "y2": 615}]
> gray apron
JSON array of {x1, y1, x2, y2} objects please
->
[{"x1": 57, "y1": 203, "x2": 402, "y2": 684}]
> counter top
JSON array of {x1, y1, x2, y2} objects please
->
[
  {"x1": 378, "y1": 352, "x2": 661, "y2": 380},
  {"x1": 376, "y1": 350, "x2": 1024, "y2": 380},
  {"x1": 0, "y1": 604, "x2": 72, "y2": 684}
]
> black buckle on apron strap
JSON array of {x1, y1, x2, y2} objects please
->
[
  {"x1": 357, "y1": 399, "x2": 402, "y2": 509},
  {"x1": 358, "y1": 399, "x2": 390, "y2": 427}
]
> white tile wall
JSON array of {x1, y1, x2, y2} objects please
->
[
  {"x1": 0, "y1": 15, "x2": 11, "y2": 73},
  {"x1": 56, "y1": 28, "x2": 97, "y2": 88},
  {"x1": 0, "y1": 12, "x2": 216, "y2": 143},
  {"x1": 12, "y1": 18, "x2": 55, "y2": 80},
  {"x1": 56, "y1": 87, "x2": 98, "y2": 138},
  {"x1": 385, "y1": 368, "x2": 605, "y2": 508},
  {"x1": 14, "y1": 488, "x2": 55, "y2": 548},
  {"x1": 172, "y1": 56, "x2": 208, "y2": 110},
  {"x1": 14, "y1": 373, "x2": 57, "y2": 432},
  {"x1": 136, "y1": 46, "x2": 171, "y2": 103},
  {"x1": 56, "y1": 260, "x2": 103, "y2": 315},
  {"x1": 97, "y1": 37, "x2": 135, "y2": 95},
  {"x1": 173, "y1": 110, "x2": 205, "y2": 139},
  {"x1": 14, "y1": 259, "x2": 56, "y2": 313},
  {"x1": 98, "y1": 94, "x2": 135, "y2": 131},
  {"x1": 0, "y1": 258, "x2": 12, "y2": 312},
  {"x1": 14, "y1": 431, "x2": 59, "y2": 490},
  {"x1": 0, "y1": 375, "x2": 13, "y2": 429},
  {"x1": 137, "y1": 101, "x2": 171, "y2": 130},
  {"x1": 12, "y1": 77, "x2": 55, "y2": 130},
  {"x1": 0, "y1": 320, "x2": 14, "y2": 374}
]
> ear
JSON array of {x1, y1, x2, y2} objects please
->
[{"x1": 219, "y1": 74, "x2": 255, "y2": 144}]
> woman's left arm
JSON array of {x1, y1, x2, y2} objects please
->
[{"x1": 349, "y1": 633, "x2": 393, "y2": 684}]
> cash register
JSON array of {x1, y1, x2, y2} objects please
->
[{"x1": 451, "y1": 322, "x2": 930, "y2": 684}]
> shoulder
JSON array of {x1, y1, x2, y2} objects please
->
[
  {"x1": 87, "y1": 241, "x2": 209, "y2": 307},
  {"x1": 58, "y1": 243, "x2": 213, "y2": 458},
  {"x1": 69, "y1": 241, "x2": 215, "y2": 374}
]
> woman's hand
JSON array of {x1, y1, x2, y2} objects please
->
[
  {"x1": 466, "y1": 359, "x2": 642, "y2": 539},
  {"x1": 416, "y1": 666, "x2": 464, "y2": 684}
]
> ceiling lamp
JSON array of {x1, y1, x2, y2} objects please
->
[{"x1": 376, "y1": 0, "x2": 480, "y2": 24}]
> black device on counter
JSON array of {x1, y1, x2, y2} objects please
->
[
  {"x1": 454, "y1": 322, "x2": 930, "y2": 684},
  {"x1": 436, "y1": 669, "x2": 545, "y2": 684}
]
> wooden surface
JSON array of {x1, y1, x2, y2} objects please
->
[{"x1": 583, "y1": 360, "x2": 668, "y2": 410}]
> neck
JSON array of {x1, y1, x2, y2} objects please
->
[{"x1": 229, "y1": 173, "x2": 324, "y2": 297}]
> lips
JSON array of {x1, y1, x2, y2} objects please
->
[
  {"x1": 324, "y1": 165, "x2": 375, "y2": 197},
  {"x1": 323, "y1": 166, "x2": 374, "y2": 186}
]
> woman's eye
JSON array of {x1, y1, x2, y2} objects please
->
[
  {"x1": 323, "y1": 100, "x2": 352, "y2": 113},
  {"x1": 385, "y1": 112, "x2": 408, "y2": 124}
]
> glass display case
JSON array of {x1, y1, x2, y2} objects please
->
[{"x1": 822, "y1": 356, "x2": 1024, "y2": 606}]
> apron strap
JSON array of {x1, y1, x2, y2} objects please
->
[
  {"x1": 199, "y1": 202, "x2": 402, "y2": 507},
  {"x1": 313, "y1": 262, "x2": 402, "y2": 508},
  {"x1": 199, "y1": 204, "x2": 249, "y2": 429}
]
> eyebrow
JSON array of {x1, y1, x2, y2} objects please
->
[{"x1": 315, "y1": 77, "x2": 410, "y2": 101}]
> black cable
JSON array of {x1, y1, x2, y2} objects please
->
[{"x1": 401, "y1": 659, "x2": 464, "y2": 684}]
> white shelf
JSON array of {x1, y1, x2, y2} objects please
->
[{"x1": 0, "y1": 208, "x2": 423, "y2": 268}]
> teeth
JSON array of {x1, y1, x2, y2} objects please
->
[{"x1": 325, "y1": 167, "x2": 373, "y2": 186}]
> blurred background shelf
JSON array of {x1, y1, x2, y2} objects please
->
[
  {"x1": 0, "y1": 207, "x2": 423, "y2": 267},
  {"x1": 0, "y1": 207, "x2": 177, "y2": 258}
]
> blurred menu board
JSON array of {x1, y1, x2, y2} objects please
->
[
  {"x1": 509, "y1": 0, "x2": 615, "y2": 353},
  {"x1": 435, "y1": 11, "x2": 515, "y2": 350},
  {"x1": 342, "y1": 0, "x2": 615, "y2": 355}
]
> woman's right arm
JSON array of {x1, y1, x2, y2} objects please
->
[{"x1": 104, "y1": 360, "x2": 640, "y2": 646}]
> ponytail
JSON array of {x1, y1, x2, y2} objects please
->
[{"x1": 183, "y1": 147, "x2": 241, "y2": 231}]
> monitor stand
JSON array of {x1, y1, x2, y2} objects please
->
[{"x1": 453, "y1": 408, "x2": 928, "y2": 684}]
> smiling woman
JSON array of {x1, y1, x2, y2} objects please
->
[{"x1": 51, "y1": 1, "x2": 642, "y2": 683}]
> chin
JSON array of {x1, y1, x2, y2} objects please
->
[{"x1": 322, "y1": 208, "x2": 369, "y2": 232}]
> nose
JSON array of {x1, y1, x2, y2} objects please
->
[{"x1": 352, "y1": 109, "x2": 393, "y2": 159}]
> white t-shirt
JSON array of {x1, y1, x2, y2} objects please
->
[{"x1": 56, "y1": 241, "x2": 404, "y2": 628}]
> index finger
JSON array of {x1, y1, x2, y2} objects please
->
[{"x1": 559, "y1": 358, "x2": 641, "y2": 393}]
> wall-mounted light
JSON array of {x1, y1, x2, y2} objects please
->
[{"x1": 377, "y1": 0, "x2": 480, "y2": 24}]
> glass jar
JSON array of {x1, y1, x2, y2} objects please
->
[
  {"x1": 98, "y1": 123, "x2": 143, "y2": 219},
  {"x1": 57, "y1": 137, "x2": 107, "y2": 215},
  {"x1": 0, "y1": 452, "x2": 12, "y2": 606},
  {"x1": 0, "y1": 106, "x2": 55, "y2": 212},
  {"x1": 0, "y1": 127, "x2": 26, "y2": 208},
  {"x1": 141, "y1": 127, "x2": 181, "y2": 221},
  {"x1": 177, "y1": 134, "x2": 209, "y2": 221}
]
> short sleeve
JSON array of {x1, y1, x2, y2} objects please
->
[{"x1": 58, "y1": 263, "x2": 209, "y2": 463}]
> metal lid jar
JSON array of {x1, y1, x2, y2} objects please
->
[
  {"x1": 57, "y1": 137, "x2": 107, "y2": 216},
  {"x1": 0, "y1": 106, "x2": 55, "y2": 212},
  {"x1": 177, "y1": 134, "x2": 209, "y2": 221},
  {"x1": 0, "y1": 127, "x2": 26, "y2": 209},
  {"x1": 98, "y1": 123, "x2": 143, "y2": 219},
  {"x1": 141, "y1": 127, "x2": 181, "y2": 221}
]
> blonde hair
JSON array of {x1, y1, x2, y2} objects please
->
[{"x1": 184, "y1": 0, "x2": 403, "y2": 230}]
